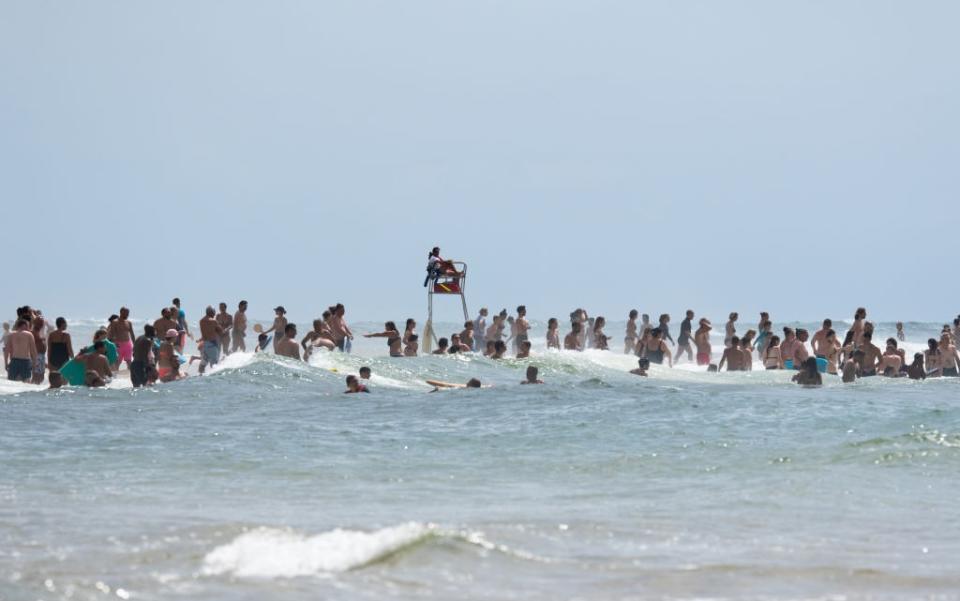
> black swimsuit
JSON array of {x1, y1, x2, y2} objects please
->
[{"x1": 49, "y1": 341, "x2": 69, "y2": 370}]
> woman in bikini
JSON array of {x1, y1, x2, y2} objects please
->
[
  {"x1": 764, "y1": 335, "x2": 784, "y2": 370},
  {"x1": 365, "y1": 322, "x2": 403, "y2": 357}
]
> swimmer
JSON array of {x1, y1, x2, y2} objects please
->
[
  {"x1": 674, "y1": 310, "x2": 694, "y2": 363},
  {"x1": 641, "y1": 328, "x2": 673, "y2": 367},
  {"x1": 460, "y1": 321, "x2": 475, "y2": 350},
  {"x1": 359, "y1": 367, "x2": 371, "y2": 380},
  {"x1": 521, "y1": 366, "x2": 543, "y2": 384},
  {"x1": 852, "y1": 307, "x2": 867, "y2": 348},
  {"x1": 492, "y1": 340, "x2": 507, "y2": 359},
  {"x1": 896, "y1": 322, "x2": 905, "y2": 342},
  {"x1": 254, "y1": 333, "x2": 270, "y2": 353},
  {"x1": 79, "y1": 340, "x2": 113, "y2": 385},
  {"x1": 625, "y1": 310, "x2": 639, "y2": 354},
  {"x1": 694, "y1": 319, "x2": 712, "y2": 366},
  {"x1": 546, "y1": 318, "x2": 560, "y2": 350},
  {"x1": 330, "y1": 304, "x2": 354, "y2": 353},
  {"x1": 858, "y1": 332, "x2": 882, "y2": 377},
  {"x1": 264, "y1": 306, "x2": 288, "y2": 352},
  {"x1": 345, "y1": 374, "x2": 369, "y2": 393},
  {"x1": 107, "y1": 307, "x2": 135, "y2": 371},
  {"x1": 739, "y1": 332, "x2": 755, "y2": 371},
  {"x1": 780, "y1": 328, "x2": 798, "y2": 368},
  {"x1": 2, "y1": 321, "x2": 11, "y2": 370},
  {"x1": 822, "y1": 330, "x2": 841, "y2": 375},
  {"x1": 640, "y1": 314, "x2": 652, "y2": 340},
  {"x1": 592, "y1": 317, "x2": 609, "y2": 350},
  {"x1": 364, "y1": 322, "x2": 403, "y2": 358},
  {"x1": 924, "y1": 338, "x2": 941, "y2": 376},
  {"x1": 793, "y1": 329, "x2": 811, "y2": 369},
  {"x1": 157, "y1": 329, "x2": 179, "y2": 382},
  {"x1": 630, "y1": 357, "x2": 650, "y2": 377},
  {"x1": 48, "y1": 371, "x2": 64, "y2": 390},
  {"x1": 515, "y1": 306, "x2": 530, "y2": 352},
  {"x1": 403, "y1": 319, "x2": 418, "y2": 347},
  {"x1": 725, "y1": 313, "x2": 738, "y2": 348},
  {"x1": 657, "y1": 314, "x2": 674, "y2": 346},
  {"x1": 229, "y1": 301, "x2": 247, "y2": 352},
  {"x1": 811, "y1": 319, "x2": 833, "y2": 358},
  {"x1": 757, "y1": 312, "x2": 770, "y2": 335},
  {"x1": 473, "y1": 308, "x2": 488, "y2": 351},
  {"x1": 276, "y1": 324, "x2": 302, "y2": 360},
  {"x1": 449, "y1": 333, "x2": 470, "y2": 353},
  {"x1": 301, "y1": 319, "x2": 336, "y2": 358},
  {"x1": 842, "y1": 351, "x2": 863, "y2": 383},
  {"x1": 216, "y1": 303, "x2": 233, "y2": 356},
  {"x1": 130, "y1": 325, "x2": 157, "y2": 388},
  {"x1": 564, "y1": 322, "x2": 583, "y2": 351},
  {"x1": 792, "y1": 357, "x2": 823, "y2": 387},
  {"x1": 47, "y1": 317, "x2": 74, "y2": 373},
  {"x1": 404, "y1": 334, "x2": 419, "y2": 357},
  {"x1": 433, "y1": 338, "x2": 449, "y2": 354},
  {"x1": 428, "y1": 378, "x2": 483, "y2": 391},
  {"x1": 31, "y1": 317, "x2": 47, "y2": 384},
  {"x1": 756, "y1": 320, "x2": 774, "y2": 361},
  {"x1": 152, "y1": 308, "x2": 178, "y2": 351},
  {"x1": 938, "y1": 333, "x2": 960, "y2": 377},
  {"x1": 198, "y1": 306, "x2": 225, "y2": 373},
  {"x1": 6, "y1": 319, "x2": 37, "y2": 382},
  {"x1": 763, "y1": 335, "x2": 784, "y2": 370},
  {"x1": 718, "y1": 336, "x2": 745, "y2": 372},
  {"x1": 516, "y1": 340, "x2": 532, "y2": 359},
  {"x1": 906, "y1": 353, "x2": 926, "y2": 380},
  {"x1": 483, "y1": 340, "x2": 496, "y2": 357}
]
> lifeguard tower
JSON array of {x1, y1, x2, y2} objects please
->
[{"x1": 422, "y1": 261, "x2": 469, "y2": 353}]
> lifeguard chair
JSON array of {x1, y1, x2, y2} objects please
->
[{"x1": 423, "y1": 261, "x2": 469, "y2": 353}]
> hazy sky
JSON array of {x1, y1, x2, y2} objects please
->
[{"x1": 3, "y1": 1, "x2": 958, "y2": 326}]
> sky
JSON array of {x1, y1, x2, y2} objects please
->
[{"x1": 2, "y1": 1, "x2": 958, "y2": 326}]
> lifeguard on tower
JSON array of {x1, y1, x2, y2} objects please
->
[{"x1": 422, "y1": 247, "x2": 469, "y2": 353}]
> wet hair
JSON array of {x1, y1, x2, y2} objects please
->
[
  {"x1": 517, "y1": 305, "x2": 526, "y2": 314},
  {"x1": 120, "y1": 307, "x2": 130, "y2": 316},
  {"x1": 219, "y1": 302, "x2": 227, "y2": 309},
  {"x1": 346, "y1": 375, "x2": 358, "y2": 386},
  {"x1": 803, "y1": 357, "x2": 819, "y2": 375},
  {"x1": 526, "y1": 366, "x2": 539, "y2": 379},
  {"x1": 161, "y1": 308, "x2": 170, "y2": 319},
  {"x1": 783, "y1": 327, "x2": 794, "y2": 337},
  {"x1": 927, "y1": 338, "x2": 938, "y2": 351},
  {"x1": 284, "y1": 324, "x2": 296, "y2": 335},
  {"x1": 56, "y1": 317, "x2": 66, "y2": 328},
  {"x1": 796, "y1": 329, "x2": 808, "y2": 339},
  {"x1": 93, "y1": 340, "x2": 106, "y2": 351},
  {"x1": 48, "y1": 372, "x2": 64, "y2": 388},
  {"x1": 855, "y1": 307, "x2": 866, "y2": 318},
  {"x1": 359, "y1": 367, "x2": 371, "y2": 377},
  {"x1": 650, "y1": 328, "x2": 662, "y2": 338},
  {"x1": 730, "y1": 336, "x2": 740, "y2": 346},
  {"x1": 108, "y1": 314, "x2": 119, "y2": 322},
  {"x1": 629, "y1": 310, "x2": 638, "y2": 319},
  {"x1": 548, "y1": 318, "x2": 558, "y2": 328},
  {"x1": 594, "y1": 317, "x2": 606, "y2": 331},
  {"x1": 406, "y1": 318, "x2": 416, "y2": 329},
  {"x1": 437, "y1": 337, "x2": 449, "y2": 348},
  {"x1": 638, "y1": 358, "x2": 650, "y2": 369},
  {"x1": 466, "y1": 378, "x2": 481, "y2": 388},
  {"x1": 886, "y1": 338, "x2": 897, "y2": 348},
  {"x1": 239, "y1": 300, "x2": 248, "y2": 307},
  {"x1": 485, "y1": 340, "x2": 495, "y2": 350},
  {"x1": 494, "y1": 340, "x2": 507, "y2": 353},
  {"x1": 707, "y1": 364, "x2": 719, "y2": 373},
  {"x1": 141, "y1": 324, "x2": 156, "y2": 338},
  {"x1": 659, "y1": 314, "x2": 669, "y2": 323},
  {"x1": 842, "y1": 330, "x2": 855, "y2": 347}
]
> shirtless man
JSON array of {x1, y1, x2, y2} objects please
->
[
  {"x1": 625, "y1": 310, "x2": 639, "y2": 354},
  {"x1": 780, "y1": 328, "x2": 798, "y2": 368},
  {"x1": 564, "y1": 322, "x2": 583, "y2": 351},
  {"x1": 718, "y1": 336, "x2": 745, "y2": 371},
  {"x1": 215, "y1": 303, "x2": 233, "y2": 356},
  {"x1": 810, "y1": 319, "x2": 833, "y2": 358},
  {"x1": 107, "y1": 307, "x2": 135, "y2": 371},
  {"x1": 433, "y1": 338, "x2": 449, "y2": 354},
  {"x1": 516, "y1": 340, "x2": 532, "y2": 359},
  {"x1": 232, "y1": 300, "x2": 248, "y2": 352},
  {"x1": 329, "y1": 304, "x2": 354, "y2": 352},
  {"x1": 725, "y1": 313, "x2": 738, "y2": 347},
  {"x1": 80, "y1": 340, "x2": 113, "y2": 385},
  {"x1": 460, "y1": 321, "x2": 475, "y2": 350},
  {"x1": 265, "y1": 306, "x2": 288, "y2": 352},
  {"x1": 449, "y1": 333, "x2": 470, "y2": 353},
  {"x1": 851, "y1": 307, "x2": 867, "y2": 348},
  {"x1": 130, "y1": 325, "x2": 157, "y2": 388},
  {"x1": 301, "y1": 319, "x2": 336, "y2": 358},
  {"x1": 153, "y1": 309, "x2": 178, "y2": 349},
  {"x1": 793, "y1": 329, "x2": 811, "y2": 369},
  {"x1": 515, "y1": 306, "x2": 530, "y2": 351},
  {"x1": 198, "y1": 306, "x2": 224, "y2": 374},
  {"x1": 674, "y1": 310, "x2": 695, "y2": 363},
  {"x1": 694, "y1": 319, "x2": 712, "y2": 366},
  {"x1": 276, "y1": 324, "x2": 302, "y2": 360},
  {"x1": 938, "y1": 333, "x2": 960, "y2": 377},
  {"x1": 858, "y1": 332, "x2": 883, "y2": 377},
  {"x1": 6, "y1": 319, "x2": 37, "y2": 382},
  {"x1": 878, "y1": 338, "x2": 905, "y2": 375}
]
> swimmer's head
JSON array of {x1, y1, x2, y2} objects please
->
[
  {"x1": 359, "y1": 367, "x2": 371, "y2": 379},
  {"x1": 526, "y1": 366, "x2": 538, "y2": 380},
  {"x1": 205, "y1": 306, "x2": 216, "y2": 317},
  {"x1": 629, "y1": 310, "x2": 638, "y2": 319},
  {"x1": 466, "y1": 378, "x2": 481, "y2": 388}
]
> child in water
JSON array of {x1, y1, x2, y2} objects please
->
[
  {"x1": 896, "y1": 322, "x2": 905, "y2": 342},
  {"x1": 546, "y1": 318, "x2": 560, "y2": 350}
]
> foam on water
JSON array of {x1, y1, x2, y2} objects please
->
[{"x1": 202, "y1": 522, "x2": 435, "y2": 578}]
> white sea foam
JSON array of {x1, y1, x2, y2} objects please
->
[{"x1": 202, "y1": 522, "x2": 433, "y2": 578}]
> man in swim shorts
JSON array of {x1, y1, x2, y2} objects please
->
[
  {"x1": 810, "y1": 319, "x2": 832, "y2": 358},
  {"x1": 694, "y1": 319, "x2": 712, "y2": 366},
  {"x1": 107, "y1": 307, "x2": 135, "y2": 371},
  {"x1": 276, "y1": 324, "x2": 302, "y2": 360},
  {"x1": 216, "y1": 303, "x2": 233, "y2": 356},
  {"x1": 514, "y1": 306, "x2": 530, "y2": 352},
  {"x1": 6, "y1": 319, "x2": 37, "y2": 382},
  {"x1": 198, "y1": 306, "x2": 224, "y2": 374},
  {"x1": 153, "y1": 309, "x2": 178, "y2": 350},
  {"x1": 674, "y1": 310, "x2": 695, "y2": 363},
  {"x1": 130, "y1": 325, "x2": 157, "y2": 388},
  {"x1": 232, "y1": 300, "x2": 248, "y2": 353},
  {"x1": 858, "y1": 332, "x2": 882, "y2": 377}
]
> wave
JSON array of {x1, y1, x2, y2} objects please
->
[{"x1": 201, "y1": 522, "x2": 546, "y2": 579}]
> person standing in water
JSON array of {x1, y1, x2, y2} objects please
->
[
  {"x1": 625, "y1": 310, "x2": 639, "y2": 354},
  {"x1": 546, "y1": 318, "x2": 560, "y2": 350},
  {"x1": 365, "y1": 322, "x2": 403, "y2": 357},
  {"x1": 472, "y1": 308, "x2": 488, "y2": 352},
  {"x1": 329, "y1": 303, "x2": 354, "y2": 352},
  {"x1": 725, "y1": 313, "x2": 738, "y2": 347},
  {"x1": 264, "y1": 306, "x2": 288, "y2": 352},
  {"x1": 674, "y1": 310, "x2": 695, "y2": 363},
  {"x1": 276, "y1": 324, "x2": 302, "y2": 360},
  {"x1": 172, "y1": 298, "x2": 192, "y2": 348},
  {"x1": 130, "y1": 325, "x2": 157, "y2": 388},
  {"x1": 896, "y1": 322, "x2": 906, "y2": 342},
  {"x1": 231, "y1": 300, "x2": 248, "y2": 353},
  {"x1": 107, "y1": 307, "x2": 135, "y2": 371},
  {"x1": 851, "y1": 307, "x2": 867, "y2": 348},
  {"x1": 515, "y1": 306, "x2": 530, "y2": 352},
  {"x1": 7, "y1": 319, "x2": 37, "y2": 382},
  {"x1": 198, "y1": 306, "x2": 225, "y2": 374},
  {"x1": 47, "y1": 317, "x2": 74, "y2": 374},
  {"x1": 215, "y1": 303, "x2": 233, "y2": 356},
  {"x1": 694, "y1": 318, "x2": 712, "y2": 366}
]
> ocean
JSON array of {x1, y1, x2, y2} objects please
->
[{"x1": 2, "y1": 318, "x2": 959, "y2": 600}]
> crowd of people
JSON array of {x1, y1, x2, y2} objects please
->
[{"x1": 4, "y1": 300, "x2": 959, "y2": 391}]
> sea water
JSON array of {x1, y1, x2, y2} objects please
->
[{"x1": 2, "y1": 319, "x2": 959, "y2": 600}]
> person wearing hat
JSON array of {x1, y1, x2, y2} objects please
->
[
  {"x1": 694, "y1": 318, "x2": 713, "y2": 366},
  {"x1": 157, "y1": 328, "x2": 180, "y2": 381},
  {"x1": 263, "y1": 306, "x2": 288, "y2": 352}
]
